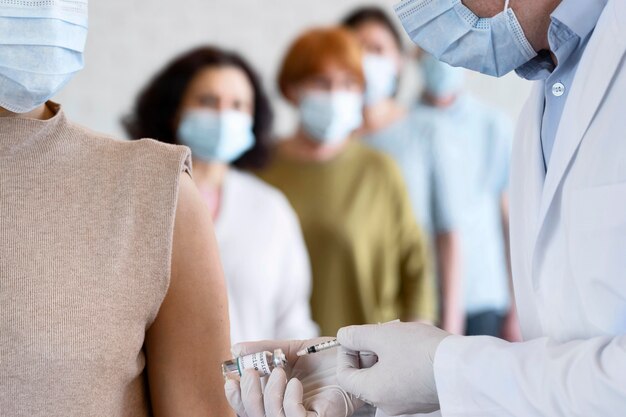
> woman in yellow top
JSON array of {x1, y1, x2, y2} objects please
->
[{"x1": 257, "y1": 27, "x2": 436, "y2": 336}]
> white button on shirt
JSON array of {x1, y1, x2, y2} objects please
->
[
  {"x1": 515, "y1": 0, "x2": 607, "y2": 170},
  {"x1": 552, "y1": 82, "x2": 566, "y2": 97}
]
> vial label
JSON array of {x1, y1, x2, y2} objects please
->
[{"x1": 237, "y1": 352, "x2": 272, "y2": 376}]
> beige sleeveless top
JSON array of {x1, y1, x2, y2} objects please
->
[{"x1": 0, "y1": 103, "x2": 191, "y2": 416}]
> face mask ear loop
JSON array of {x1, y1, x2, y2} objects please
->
[{"x1": 504, "y1": 0, "x2": 511, "y2": 12}]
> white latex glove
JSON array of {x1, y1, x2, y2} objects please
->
[
  {"x1": 336, "y1": 322, "x2": 450, "y2": 416},
  {"x1": 224, "y1": 338, "x2": 364, "y2": 417}
]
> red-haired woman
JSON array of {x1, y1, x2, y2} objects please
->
[{"x1": 257, "y1": 27, "x2": 437, "y2": 337}]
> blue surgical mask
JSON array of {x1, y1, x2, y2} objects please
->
[
  {"x1": 363, "y1": 54, "x2": 398, "y2": 105},
  {"x1": 0, "y1": 1, "x2": 88, "y2": 113},
  {"x1": 421, "y1": 54, "x2": 465, "y2": 98},
  {"x1": 299, "y1": 91, "x2": 363, "y2": 145},
  {"x1": 395, "y1": 0, "x2": 537, "y2": 77},
  {"x1": 177, "y1": 109, "x2": 255, "y2": 164}
]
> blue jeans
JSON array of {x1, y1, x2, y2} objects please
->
[{"x1": 465, "y1": 310, "x2": 505, "y2": 337}]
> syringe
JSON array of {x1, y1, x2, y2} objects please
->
[
  {"x1": 296, "y1": 339, "x2": 379, "y2": 371},
  {"x1": 298, "y1": 321, "x2": 400, "y2": 357},
  {"x1": 297, "y1": 339, "x2": 341, "y2": 356}
]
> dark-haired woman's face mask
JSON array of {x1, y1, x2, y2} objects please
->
[
  {"x1": 0, "y1": 1, "x2": 88, "y2": 113},
  {"x1": 177, "y1": 66, "x2": 257, "y2": 163},
  {"x1": 177, "y1": 109, "x2": 255, "y2": 163}
]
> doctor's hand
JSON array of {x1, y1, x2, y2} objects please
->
[
  {"x1": 336, "y1": 322, "x2": 450, "y2": 416},
  {"x1": 224, "y1": 338, "x2": 364, "y2": 417}
]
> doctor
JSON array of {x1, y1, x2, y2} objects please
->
[{"x1": 225, "y1": 0, "x2": 626, "y2": 415}]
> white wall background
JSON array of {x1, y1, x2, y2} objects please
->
[{"x1": 55, "y1": 0, "x2": 532, "y2": 139}]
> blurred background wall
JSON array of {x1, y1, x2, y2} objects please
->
[{"x1": 56, "y1": 0, "x2": 532, "y2": 139}]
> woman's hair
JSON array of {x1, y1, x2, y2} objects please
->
[
  {"x1": 124, "y1": 46, "x2": 273, "y2": 170},
  {"x1": 277, "y1": 27, "x2": 365, "y2": 99},
  {"x1": 341, "y1": 6, "x2": 403, "y2": 50}
]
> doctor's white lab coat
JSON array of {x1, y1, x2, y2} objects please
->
[{"x1": 432, "y1": 0, "x2": 626, "y2": 415}]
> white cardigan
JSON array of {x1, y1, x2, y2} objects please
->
[{"x1": 215, "y1": 169, "x2": 318, "y2": 345}]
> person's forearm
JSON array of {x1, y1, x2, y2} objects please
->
[
  {"x1": 436, "y1": 231, "x2": 464, "y2": 334},
  {"x1": 500, "y1": 194, "x2": 512, "y2": 285},
  {"x1": 501, "y1": 194, "x2": 518, "y2": 311},
  {"x1": 500, "y1": 194, "x2": 522, "y2": 341}
]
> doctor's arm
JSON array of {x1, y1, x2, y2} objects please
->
[
  {"x1": 335, "y1": 322, "x2": 626, "y2": 416},
  {"x1": 434, "y1": 334, "x2": 626, "y2": 416}
]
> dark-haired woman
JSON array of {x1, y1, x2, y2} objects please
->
[
  {"x1": 343, "y1": 7, "x2": 465, "y2": 335},
  {"x1": 257, "y1": 27, "x2": 436, "y2": 339},
  {"x1": 126, "y1": 47, "x2": 318, "y2": 344}
]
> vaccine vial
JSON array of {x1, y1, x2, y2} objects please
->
[{"x1": 222, "y1": 349, "x2": 287, "y2": 379}]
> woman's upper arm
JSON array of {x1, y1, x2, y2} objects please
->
[{"x1": 145, "y1": 173, "x2": 234, "y2": 417}]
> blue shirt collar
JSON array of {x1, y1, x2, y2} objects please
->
[
  {"x1": 516, "y1": 0, "x2": 607, "y2": 80},
  {"x1": 552, "y1": 0, "x2": 607, "y2": 40}
]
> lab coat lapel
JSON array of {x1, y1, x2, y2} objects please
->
[{"x1": 536, "y1": 0, "x2": 626, "y2": 230}]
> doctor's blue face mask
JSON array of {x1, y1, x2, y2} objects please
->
[
  {"x1": 394, "y1": 0, "x2": 537, "y2": 77},
  {"x1": 0, "y1": 0, "x2": 89, "y2": 113}
]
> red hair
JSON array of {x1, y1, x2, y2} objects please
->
[{"x1": 278, "y1": 27, "x2": 365, "y2": 98}]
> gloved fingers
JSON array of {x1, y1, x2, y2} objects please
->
[
  {"x1": 336, "y1": 347, "x2": 360, "y2": 372},
  {"x1": 240, "y1": 369, "x2": 266, "y2": 417},
  {"x1": 336, "y1": 325, "x2": 383, "y2": 354},
  {"x1": 283, "y1": 378, "x2": 312, "y2": 417},
  {"x1": 224, "y1": 378, "x2": 249, "y2": 417},
  {"x1": 306, "y1": 385, "x2": 362, "y2": 417},
  {"x1": 331, "y1": 348, "x2": 378, "y2": 374},
  {"x1": 336, "y1": 347, "x2": 378, "y2": 406},
  {"x1": 264, "y1": 368, "x2": 288, "y2": 417},
  {"x1": 357, "y1": 352, "x2": 379, "y2": 369}
]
